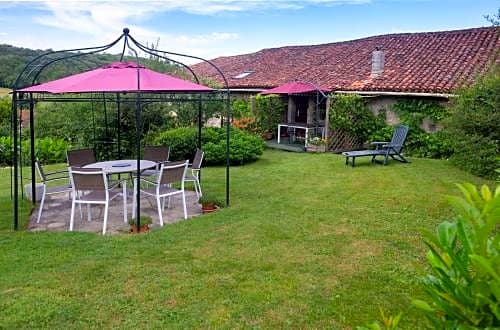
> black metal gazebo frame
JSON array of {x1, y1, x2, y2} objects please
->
[{"x1": 10, "y1": 28, "x2": 231, "y2": 231}]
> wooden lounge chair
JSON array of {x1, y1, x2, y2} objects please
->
[{"x1": 342, "y1": 125, "x2": 409, "y2": 167}]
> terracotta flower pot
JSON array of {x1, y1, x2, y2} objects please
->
[
  {"x1": 202, "y1": 203, "x2": 218, "y2": 214},
  {"x1": 129, "y1": 224, "x2": 150, "y2": 233},
  {"x1": 261, "y1": 132, "x2": 273, "y2": 140}
]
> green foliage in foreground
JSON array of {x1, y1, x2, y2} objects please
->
[
  {"x1": 0, "y1": 150, "x2": 492, "y2": 328},
  {"x1": 413, "y1": 183, "x2": 499, "y2": 328}
]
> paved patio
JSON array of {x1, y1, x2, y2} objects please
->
[{"x1": 29, "y1": 190, "x2": 202, "y2": 235}]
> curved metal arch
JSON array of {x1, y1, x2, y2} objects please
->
[
  {"x1": 128, "y1": 34, "x2": 231, "y2": 93},
  {"x1": 12, "y1": 33, "x2": 126, "y2": 90}
]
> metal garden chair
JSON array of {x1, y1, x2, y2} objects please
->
[
  {"x1": 140, "y1": 145, "x2": 170, "y2": 177},
  {"x1": 68, "y1": 167, "x2": 127, "y2": 235},
  {"x1": 132, "y1": 160, "x2": 188, "y2": 227},
  {"x1": 184, "y1": 148, "x2": 204, "y2": 198},
  {"x1": 35, "y1": 159, "x2": 72, "y2": 223},
  {"x1": 66, "y1": 148, "x2": 96, "y2": 167}
]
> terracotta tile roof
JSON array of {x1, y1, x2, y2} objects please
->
[{"x1": 191, "y1": 27, "x2": 499, "y2": 94}]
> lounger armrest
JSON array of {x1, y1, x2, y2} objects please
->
[
  {"x1": 382, "y1": 144, "x2": 402, "y2": 151},
  {"x1": 371, "y1": 141, "x2": 390, "y2": 150}
]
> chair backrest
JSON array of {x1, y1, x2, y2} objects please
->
[
  {"x1": 158, "y1": 161, "x2": 188, "y2": 186},
  {"x1": 67, "y1": 148, "x2": 96, "y2": 167},
  {"x1": 144, "y1": 146, "x2": 170, "y2": 164},
  {"x1": 192, "y1": 149, "x2": 204, "y2": 170},
  {"x1": 69, "y1": 167, "x2": 107, "y2": 192},
  {"x1": 35, "y1": 159, "x2": 46, "y2": 183},
  {"x1": 390, "y1": 125, "x2": 409, "y2": 153}
]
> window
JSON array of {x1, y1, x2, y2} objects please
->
[{"x1": 233, "y1": 70, "x2": 254, "y2": 79}]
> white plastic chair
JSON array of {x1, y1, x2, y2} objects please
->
[
  {"x1": 132, "y1": 160, "x2": 188, "y2": 226},
  {"x1": 68, "y1": 167, "x2": 127, "y2": 235},
  {"x1": 184, "y1": 149, "x2": 204, "y2": 197},
  {"x1": 35, "y1": 160, "x2": 72, "y2": 223}
]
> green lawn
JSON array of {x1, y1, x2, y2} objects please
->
[{"x1": 0, "y1": 150, "x2": 491, "y2": 328}]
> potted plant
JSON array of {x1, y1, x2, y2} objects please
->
[
  {"x1": 261, "y1": 131, "x2": 273, "y2": 140},
  {"x1": 198, "y1": 195, "x2": 222, "y2": 214},
  {"x1": 128, "y1": 216, "x2": 153, "y2": 233},
  {"x1": 306, "y1": 137, "x2": 327, "y2": 152}
]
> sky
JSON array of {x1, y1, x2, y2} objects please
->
[{"x1": 0, "y1": 0, "x2": 498, "y2": 64}]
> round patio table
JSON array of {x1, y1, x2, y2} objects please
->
[{"x1": 83, "y1": 159, "x2": 156, "y2": 174}]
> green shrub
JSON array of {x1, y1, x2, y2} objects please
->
[
  {"x1": 404, "y1": 130, "x2": 454, "y2": 159},
  {"x1": 153, "y1": 127, "x2": 264, "y2": 165},
  {"x1": 329, "y1": 94, "x2": 384, "y2": 143},
  {"x1": 0, "y1": 135, "x2": 12, "y2": 165},
  {"x1": 203, "y1": 129, "x2": 264, "y2": 165},
  {"x1": 0, "y1": 136, "x2": 69, "y2": 165},
  {"x1": 254, "y1": 95, "x2": 285, "y2": 135},
  {"x1": 232, "y1": 98, "x2": 252, "y2": 119},
  {"x1": 0, "y1": 96, "x2": 11, "y2": 136},
  {"x1": 154, "y1": 127, "x2": 199, "y2": 161},
  {"x1": 413, "y1": 183, "x2": 500, "y2": 328},
  {"x1": 35, "y1": 102, "x2": 94, "y2": 148},
  {"x1": 445, "y1": 67, "x2": 500, "y2": 178},
  {"x1": 35, "y1": 137, "x2": 70, "y2": 164}
]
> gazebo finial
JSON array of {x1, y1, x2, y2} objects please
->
[{"x1": 123, "y1": 27, "x2": 130, "y2": 34}]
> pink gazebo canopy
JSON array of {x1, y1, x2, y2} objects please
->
[
  {"x1": 260, "y1": 81, "x2": 329, "y2": 95},
  {"x1": 19, "y1": 62, "x2": 213, "y2": 94}
]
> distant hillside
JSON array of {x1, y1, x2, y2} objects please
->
[{"x1": 0, "y1": 44, "x2": 185, "y2": 88}]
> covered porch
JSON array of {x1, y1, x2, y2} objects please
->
[{"x1": 260, "y1": 81, "x2": 329, "y2": 150}]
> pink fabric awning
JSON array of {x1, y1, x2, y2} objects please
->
[
  {"x1": 260, "y1": 81, "x2": 329, "y2": 95},
  {"x1": 18, "y1": 62, "x2": 213, "y2": 94}
]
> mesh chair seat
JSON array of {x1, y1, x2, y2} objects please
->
[
  {"x1": 139, "y1": 169, "x2": 159, "y2": 177},
  {"x1": 139, "y1": 185, "x2": 180, "y2": 197},
  {"x1": 78, "y1": 189, "x2": 121, "y2": 202}
]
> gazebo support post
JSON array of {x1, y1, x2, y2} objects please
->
[
  {"x1": 225, "y1": 93, "x2": 231, "y2": 206},
  {"x1": 29, "y1": 93, "x2": 36, "y2": 205},
  {"x1": 197, "y1": 95, "x2": 202, "y2": 184},
  {"x1": 197, "y1": 96, "x2": 202, "y2": 150},
  {"x1": 12, "y1": 92, "x2": 19, "y2": 230},
  {"x1": 324, "y1": 96, "x2": 330, "y2": 140},
  {"x1": 116, "y1": 93, "x2": 122, "y2": 160},
  {"x1": 135, "y1": 91, "x2": 141, "y2": 231}
]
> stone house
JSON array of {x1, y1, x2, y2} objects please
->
[{"x1": 192, "y1": 26, "x2": 499, "y2": 139}]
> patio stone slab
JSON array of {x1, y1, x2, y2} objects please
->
[{"x1": 29, "y1": 191, "x2": 202, "y2": 235}]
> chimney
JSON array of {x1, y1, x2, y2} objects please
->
[{"x1": 371, "y1": 47, "x2": 384, "y2": 78}]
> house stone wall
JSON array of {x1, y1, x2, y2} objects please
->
[{"x1": 365, "y1": 96, "x2": 448, "y2": 133}]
